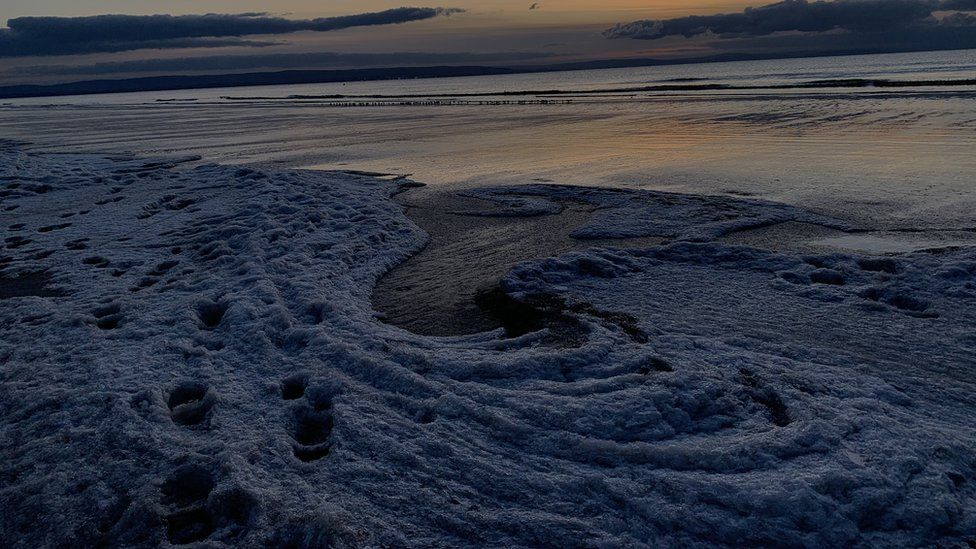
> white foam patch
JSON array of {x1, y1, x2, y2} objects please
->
[{"x1": 1, "y1": 143, "x2": 974, "y2": 547}]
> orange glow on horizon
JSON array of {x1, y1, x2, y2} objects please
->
[{"x1": 2, "y1": 1, "x2": 758, "y2": 23}]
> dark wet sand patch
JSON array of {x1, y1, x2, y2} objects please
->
[
  {"x1": 371, "y1": 186, "x2": 662, "y2": 336},
  {"x1": 373, "y1": 185, "x2": 970, "y2": 338},
  {"x1": 718, "y1": 221, "x2": 846, "y2": 252}
]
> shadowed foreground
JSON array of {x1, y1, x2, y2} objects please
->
[{"x1": 1, "y1": 144, "x2": 975, "y2": 547}]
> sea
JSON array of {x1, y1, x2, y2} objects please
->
[{"x1": 2, "y1": 48, "x2": 975, "y2": 242}]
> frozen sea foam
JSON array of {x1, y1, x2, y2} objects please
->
[{"x1": 0, "y1": 143, "x2": 974, "y2": 547}]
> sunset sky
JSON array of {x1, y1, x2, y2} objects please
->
[
  {"x1": 2, "y1": 1, "x2": 975, "y2": 85},
  {"x1": 0, "y1": 1, "x2": 753, "y2": 19}
]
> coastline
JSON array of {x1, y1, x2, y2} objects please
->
[
  {"x1": 3, "y1": 47, "x2": 975, "y2": 101},
  {"x1": 2, "y1": 143, "x2": 976, "y2": 546}
]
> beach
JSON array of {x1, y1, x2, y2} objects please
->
[
  {"x1": 2, "y1": 139, "x2": 975, "y2": 546},
  {"x1": 2, "y1": 50, "x2": 976, "y2": 546}
]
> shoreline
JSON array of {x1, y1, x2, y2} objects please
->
[
  {"x1": 3, "y1": 47, "x2": 975, "y2": 101},
  {"x1": 2, "y1": 145, "x2": 976, "y2": 546},
  {"x1": 371, "y1": 185, "x2": 663, "y2": 336},
  {"x1": 372, "y1": 181, "x2": 976, "y2": 337}
]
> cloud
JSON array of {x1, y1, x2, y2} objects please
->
[
  {"x1": 0, "y1": 8, "x2": 464, "y2": 58},
  {"x1": 603, "y1": 0, "x2": 976, "y2": 40}
]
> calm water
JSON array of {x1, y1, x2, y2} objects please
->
[{"x1": 2, "y1": 49, "x2": 975, "y2": 232}]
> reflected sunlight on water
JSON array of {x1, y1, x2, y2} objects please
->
[{"x1": 1, "y1": 49, "x2": 974, "y2": 228}]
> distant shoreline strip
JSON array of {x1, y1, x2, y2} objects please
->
[
  {"x1": 2, "y1": 61, "x2": 974, "y2": 101},
  {"x1": 213, "y1": 78, "x2": 976, "y2": 102}
]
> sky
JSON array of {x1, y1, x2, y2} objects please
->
[
  {"x1": 0, "y1": 1, "x2": 752, "y2": 19},
  {"x1": 2, "y1": 1, "x2": 976, "y2": 85}
]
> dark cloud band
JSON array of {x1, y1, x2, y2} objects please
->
[
  {"x1": 0, "y1": 8, "x2": 463, "y2": 58},
  {"x1": 7, "y1": 51, "x2": 556, "y2": 78},
  {"x1": 604, "y1": 0, "x2": 976, "y2": 40}
]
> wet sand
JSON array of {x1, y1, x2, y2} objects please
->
[
  {"x1": 371, "y1": 186, "x2": 663, "y2": 336},
  {"x1": 372, "y1": 185, "x2": 976, "y2": 337}
]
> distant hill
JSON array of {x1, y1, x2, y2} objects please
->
[
  {"x1": 0, "y1": 66, "x2": 519, "y2": 99},
  {"x1": 1, "y1": 47, "x2": 972, "y2": 100}
]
